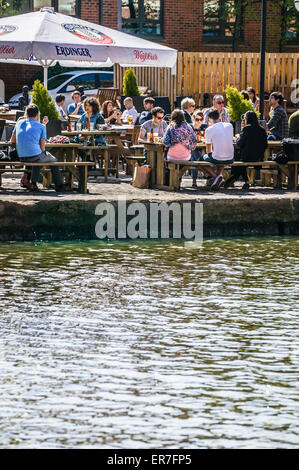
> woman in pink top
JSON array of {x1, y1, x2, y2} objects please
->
[{"x1": 163, "y1": 109, "x2": 197, "y2": 160}]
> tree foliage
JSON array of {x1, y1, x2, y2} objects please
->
[
  {"x1": 123, "y1": 68, "x2": 140, "y2": 96},
  {"x1": 225, "y1": 85, "x2": 259, "y2": 122},
  {"x1": 0, "y1": 0, "x2": 10, "y2": 13},
  {"x1": 31, "y1": 80, "x2": 59, "y2": 121}
]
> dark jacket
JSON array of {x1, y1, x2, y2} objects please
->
[
  {"x1": 235, "y1": 124, "x2": 268, "y2": 162},
  {"x1": 183, "y1": 109, "x2": 193, "y2": 127},
  {"x1": 138, "y1": 111, "x2": 153, "y2": 125}
]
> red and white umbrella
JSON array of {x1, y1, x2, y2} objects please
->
[{"x1": 0, "y1": 7, "x2": 177, "y2": 87}]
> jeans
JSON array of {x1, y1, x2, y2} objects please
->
[
  {"x1": 190, "y1": 149, "x2": 202, "y2": 179},
  {"x1": 202, "y1": 154, "x2": 234, "y2": 164},
  {"x1": 267, "y1": 134, "x2": 280, "y2": 141},
  {"x1": 21, "y1": 151, "x2": 62, "y2": 186}
]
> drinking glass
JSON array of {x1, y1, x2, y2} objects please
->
[
  {"x1": 128, "y1": 115, "x2": 133, "y2": 124},
  {"x1": 76, "y1": 122, "x2": 82, "y2": 132},
  {"x1": 90, "y1": 122, "x2": 95, "y2": 131}
]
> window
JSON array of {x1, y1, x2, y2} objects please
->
[
  {"x1": 47, "y1": 73, "x2": 74, "y2": 90},
  {"x1": 281, "y1": 1, "x2": 299, "y2": 45},
  {"x1": 33, "y1": 0, "x2": 80, "y2": 16},
  {"x1": 98, "y1": 73, "x2": 114, "y2": 88},
  {"x1": 121, "y1": 0, "x2": 162, "y2": 36},
  {"x1": 203, "y1": 0, "x2": 243, "y2": 44},
  {"x1": 66, "y1": 73, "x2": 97, "y2": 91}
]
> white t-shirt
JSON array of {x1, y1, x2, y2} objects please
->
[
  {"x1": 121, "y1": 106, "x2": 139, "y2": 124},
  {"x1": 205, "y1": 121, "x2": 234, "y2": 161}
]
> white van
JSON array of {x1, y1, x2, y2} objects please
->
[{"x1": 8, "y1": 70, "x2": 114, "y2": 109}]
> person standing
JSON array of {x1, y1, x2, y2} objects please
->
[
  {"x1": 267, "y1": 92, "x2": 289, "y2": 141},
  {"x1": 10, "y1": 104, "x2": 63, "y2": 191}
]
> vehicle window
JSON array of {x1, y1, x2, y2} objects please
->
[
  {"x1": 98, "y1": 73, "x2": 114, "y2": 88},
  {"x1": 68, "y1": 73, "x2": 96, "y2": 90},
  {"x1": 47, "y1": 74, "x2": 73, "y2": 90}
]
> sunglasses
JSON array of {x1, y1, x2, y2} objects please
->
[
  {"x1": 190, "y1": 105, "x2": 195, "y2": 108},
  {"x1": 195, "y1": 117, "x2": 203, "y2": 122},
  {"x1": 156, "y1": 116, "x2": 164, "y2": 120},
  {"x1": 216, "y1": 101, "x2": 224, "y2": 104}
]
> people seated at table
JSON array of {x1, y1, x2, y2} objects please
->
[
  {"x1": 181, "y1": 97, "x2": 196, "y2": 126},
  {"x1": 138, "y1": 97, "x2": 155, "y2": 125},
  {"x1": 224, "y1": 111, "x2": 268, "y2": 190},
  {"x1": 138, "y1": 107, "x2": 167, "y2": 142},
  {"x1": 102, "y1": 100, "x2": 122, "y2": 125},
  {"x1": 163, "y1": 109, "x2": 197, "y2": 161},
  {"x1": 247, "y1": 87, "x2": 260, "y2": 111},
  {"x1": 67, "y1": 90, "x2": 84, "y2": 116},
  {"x1": 289, "y1": 109, "x2": 299, "y2": 139},
  {"x1": 10, "y1": 104, "x2": 63, "y2": 192},
  {"x1": 201, "y1": 108, "x2": 234, "y2": 189},
  {"x1": 75, "y1": 97, "x2": 106, "y2": 146},
  {"x1": 203, "y1": 95, "x2": 230, "y2": 125},
  {"x1": 55, "y1": 94, "x2": 68, "y2": 121},
  {"x1": 121, "y1": 97, "x2": 139, "y2": 124},
  {"x1": 267, "y1": 92, "x2": 289, "y2": 141}
]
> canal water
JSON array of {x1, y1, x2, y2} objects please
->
[{"x1": 0, "y1": 237, "x2": 298, "y2": 448}]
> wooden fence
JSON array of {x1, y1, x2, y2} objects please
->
[
  {"x1": 114, "y1": 64, "x2": 176, "y2": 107},
  {"x1": 114, "y1": 52, "x2": 299, "y2": 106}
]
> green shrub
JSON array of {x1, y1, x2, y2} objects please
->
[
  {"x1": 225, "y1": 85, "x2": 259, "y2": 122},
  {"x1": 31, "y1": 80, "x2": 59, "y2": 121},
  {"x1": 123, "y1": 68, "x2": 140, "y2": 96}
]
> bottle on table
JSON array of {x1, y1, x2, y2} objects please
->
[
  {"x1": 149, "y1": 123, "x2": 154, "y2": 143},
  {"x1": 86, "y1": 117, "x2": 90, "y2": 131},
  {"x1": 67, "y1": 118, "x2": 72, "y2": 132}
]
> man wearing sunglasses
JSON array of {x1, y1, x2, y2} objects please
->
[
  {"x1": 203, "y1": 95, "x2": 230, "y2": 126},
  {"x1": 138, "y1": 107, "x2": 167, "y2": 142}
]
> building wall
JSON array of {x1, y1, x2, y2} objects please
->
[{"x1": 1, "y1": 0, "x2": 298, "y2": 100}]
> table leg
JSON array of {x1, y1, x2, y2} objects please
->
[
  {"x1": 104, "y1": 149, "x2": 109, "y2": 182},
  {"x1": 79, "y1": 165, "x2": 88, "y2": 193}
]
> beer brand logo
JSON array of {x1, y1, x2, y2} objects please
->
[
  {"x1": 63, "y1": 24, "x2": 114, "y2": 44},
  {"x1": 0, "y1": 25, "x2": 17, "y2": 36},
  {"x1": 133, "y1": 50, "x2": 158, "y2": 62}
]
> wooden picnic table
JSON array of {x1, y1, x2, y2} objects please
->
[{"x1": 0, "y1": 110, "x2": 18, "y2": 120}]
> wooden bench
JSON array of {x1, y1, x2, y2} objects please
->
[
  {"x1": 165, "y1": 160, "x2": 297, "y2": 191},
  {"x1": 0, "y1": 161, "x2": 95, "y2": 194}
]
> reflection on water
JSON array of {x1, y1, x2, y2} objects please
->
[{"x1": 0, "y1": 237, "x2": 298, "y2": 448}]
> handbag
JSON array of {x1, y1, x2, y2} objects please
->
[
  {"x1": 270, "y1": 151, "x2": 289, "y2": 165},
  {"x1": 132, "y1": 164, "x2": 151, "y2": 189}
]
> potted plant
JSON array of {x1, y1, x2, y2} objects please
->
[
  {"x1": 123, "y1": 68, "x2": 140, "y2": 97},
  {"x1": 225, "y1": 85, "x2": 259, "y2": 134},
  {"x1": 31, "y1": 80, "x2": 60, "y2": 137}
]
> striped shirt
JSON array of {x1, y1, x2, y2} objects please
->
[{"x1": 203, "y1": 107, "x2": 231, "y2": 125}]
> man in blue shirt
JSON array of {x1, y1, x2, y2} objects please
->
[
  {"x1": 11, "y1": 104, "x2": 63, "y2": 191},
  {"x1": 67, "y1": 90, "x2": 84, "y2": 116}
]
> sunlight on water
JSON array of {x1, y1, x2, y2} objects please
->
[{"x1": 0, "y1": 237, "x2": 298, "y2": 448}]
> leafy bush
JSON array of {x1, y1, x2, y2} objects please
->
[
  {"x1": 123, "y1": 68, "x2": 140, "y2": 96},
  {"x1": 31, "y1": 80, "x2": 59, "y2": 121},
  {"x1": 225, "y1": 85, "x2": 259, "y2": 122}
]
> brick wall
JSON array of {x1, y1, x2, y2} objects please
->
[{"x1": 0, "y1": 64, "x2": 37, "y2": 102}]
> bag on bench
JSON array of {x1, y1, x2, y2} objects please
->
[
  {"x1": 269, "y1": 151, "x2": 288, "y2": 165},
  {"x1": 282, "y1": 138, "x2": 299, "y2": 161},
  {"x1": 132, "y1": 164, "x2": 151, "y2": 189}
]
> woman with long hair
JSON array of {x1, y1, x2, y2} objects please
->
[
  {"x1": 247, "y1": 87, "x2": 260, "y2": 111},
  {"x1": 224, "y1": 110, "x2": 267, "y2": 190},
  {"x1": 75, "y1": 97, "x2": 106, "y2": 146},
  {"x1": 102, "y1": 100, "x2": 122, "y2": 125},
  {"x1": 163, "y1": 109, "x2": 197, "y2": 161}
]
